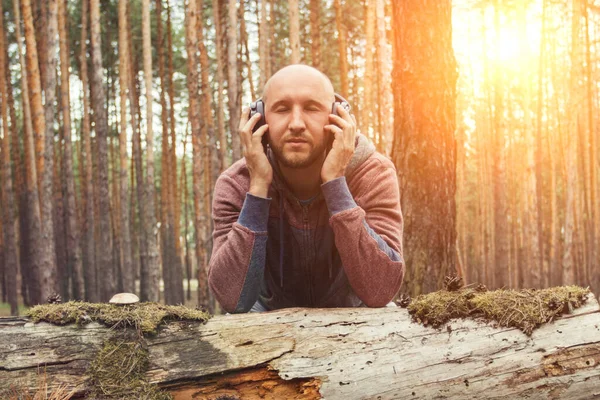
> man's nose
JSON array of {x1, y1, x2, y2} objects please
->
[{"x1": 288, "y1": 107, "x2": 306, "y2": 132}]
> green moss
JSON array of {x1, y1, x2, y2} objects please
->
[
  {"x1": 26, "y1": 301, "x2": 210, "y2": 334},
  {"x1": 408, "y1": 285, "x2": 590, "y2": 335},
  {"x1": 88, "y1": 337, "x2": 172, "y2": 400},
  {"x1": 26, "y1": 302, "x2": 210, "y2": 399}
]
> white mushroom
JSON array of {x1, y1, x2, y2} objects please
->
[{"x1": 109, "y1": 293, "x2": 140, "y2": 305}]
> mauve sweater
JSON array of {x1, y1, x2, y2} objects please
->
[{"x1": 208, "y1": 133, "x2": 404, "y2": 313}]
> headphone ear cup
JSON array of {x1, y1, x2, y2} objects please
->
[{"x1": 250, "y1": 99, "x2": 266, "y2": 133}]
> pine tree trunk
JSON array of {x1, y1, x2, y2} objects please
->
[
  {"x1": 90, "y1": 0, "x2": 114, "y2": 301},
  {"x1": 21, "y1": 0, "x2": 45, "y2": 197},
  {"x1": 79, "y1": 0, "x2": 100, "y2": 302},
  {"x1": 288, "y1": 0, "x2": 300, "y2": 64},
  {"x1": 141, "y1": 0, "x2": 160, "y2": 302},
  {"x1": 13, "y1": 0, "x2": 45, "y2": 306},
  {"x1": 156, "y1": 0, "x2": 182, "y2": 305},
  {"x1": 116, "y1": 0, "x2": 133, "y2": 295},
  {"x1": 375, "y1": 0, "x2": 392, "y2": 155},
  {"x1": 186, "y1": 0, "x2": 209, "y2": 310},
  {"x1": 258, "y1": 0, "x2": 269, "y2": 87},
  {"x1": 166, "y1": 0, "x2": 183, "y2": 280},
  {"x1": 536, "y1": 0, "x2": 547, "y2": 287},
  {"x1": 57, "y1": 0, "x2": 84, "y2": 300},
  {"x1": 361, "y1": 0, "x2": 375, "y2": 136},
  {"x1": 80, "y1": 0, "x2": 97, "y2": 302},
  {"x1": 227, "y1": 0, "x2": 241, "y2": 162},
  {"x1": 390, "y1": 0, "x2": 457, "y2": 296},
  {"x1": 334, "y1": 0, "x2": 349, "y2": 98},
  {"x1": 563, "y1": 0, "x2": 584, "y2": 286},
  {"x1": 309, "y1": 0, "x2": 321, "y2": 69},
  {"x1": 0, "y1": 0, "x2": 19, "y2": 315},
  {"x1": 583, "y1": 2, "x2": 598, "y2": 295},
  {"x1": 491, "y1": 2, "x2": 509, "y2": 290},
  {"x1": 213, "y1": 0, "x2": 228, "y2": 171},
  {"x1": 240, "y1": 0, "x2": 256, "y2": 99}
]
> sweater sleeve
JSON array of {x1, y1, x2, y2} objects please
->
[
  {"x1": 207, "y1": 174, "x2": 271, "y2": 313},
  {"x1": 321, "y1": 161, "x2": 404, "y2": 307}
]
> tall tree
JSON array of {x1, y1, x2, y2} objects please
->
[
  {"x1": 80, "y1": 0, "x2": 97, "y2": 302},
  {"x1": 157, "y1": 0, "x2": 182, "y2": 304},
  {"x1": 563, "y1": 0, "x2": 584, "y2": 286},
  {"x1": 288, "y1": 0, "x2": 300, "y2": 63},
  {"x1": 90, "y1": 0, "x2": 114, "y2": 301},
  {"x1": 13, "y1": 0, "x2": 45, "y2": 306},
  {"x1": 0, "y1": 0, "x2": 18, "y2": 315},
  {"x1": 213, "y1": 0, "x2": 227, "y2": 170},
  {"x1": 141, "y1": 0, "x2": 160, "y2": 302},
  {"x1": 491, "y1": 2, "x2": 509, "y2": 289},
  {"x1": 258, "y1": 0, "x2": 270, "y2": 87},
  {"x1": 375, "y1": 0, "x2": 392, "y2": 155},
  {"x1": 118, "y1": 0, "x2": 134, "y2": 294},
  {"x1": 227, "y1": 0, "x2": 241, "y2": 162},
  {"x1": 186, "y1": 0, "x2": 209, "y2": 309},
  {"x1": 21, "y1": 0, "x2": 45, "y2": 196},
  {"x1": 334, "y1": 0, "x2": 349, "y2": 98},
  {"x1": 58, "y1": 0, "x2": 84, "y2": 299},
  {"x1": 309, "y1": 0, "x2": 321, "y2": 69},
  {"x1": 362, "y1": 0, "x2": 375, "y2": 136},
  {"x1": 390, "y1": 0, "x2": 458, "y2": 296}
]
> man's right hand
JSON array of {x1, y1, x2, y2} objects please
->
[{"x1": 240, "y1": 107, "x2": 272, "y2": 198}]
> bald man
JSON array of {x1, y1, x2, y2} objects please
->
[{"x1": 208, "y1": 65, "x2": 404, "y2": 313}]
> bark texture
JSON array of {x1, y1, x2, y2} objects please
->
[
  {"x1": 1, "y1": 295, "x2": 599, "y2": 399},
  {"x1": 391, "y1": 0, "x2": 458, "y2": 296},
  {"x1": 89, "y1": 0, "x2": 114, "y2": 301}
]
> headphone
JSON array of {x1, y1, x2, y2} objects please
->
[{"x1": 249, "y1": 94, "x2": 352, "y2": 152}]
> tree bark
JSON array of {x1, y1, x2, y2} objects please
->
[
  {"x1": 13, "y1": 0, "x2": 45, "y2": 307},
  {"x1": 0, "y1": 0, "x2": 18, "y2": 315},
  {"x1": 288, "y1": 0, "x2": 300, "y2": 64},
  {"x1": 333, "y1": 0, "x2": 349, "y2": 98},
  {"x1": 21, "y1": 0, "x2": 45, "y2": 197},
  {"x1": 141, "y1": 0, "x2": 160, "y2": 302},
  {"x1": 1, "y1": 295, "x2": 599, "y2": 399},
  {"x1": 79, "y1": 0, "x2": 97, "y2": 303},
  {"x1": 563, "y1": 0, "x2": 584, "y2": 286},
  {"x1": 491, "y1": 2, "x2": 509, "y2": 290},
  {"x1": 212, "y1": 0, "x2": 228, "y2": 171},
  {"x1": 89, "y1": 0, "x2": 114, "y2": 301},
  {"x1": 390, "y1": 0, "x2": 458, "y2": 296},
  {"x1": 57, "y1": 0, "x2": 84, "y2": 300},
  {"x1": 375, "y1": 0, "x2": 392, "y2": 155},
  {"x1": 309, "y1": 0, "x2": 321, "y2": 69},
  {"x1": 361, "y1": 0, "x2": 375, "y2": 136},
  {"x1": 227, "y1": 0, "x2": 241, "y2": 162},
  {"x1": 186, "y1": 0, "x2": 209, "y2": 310}
]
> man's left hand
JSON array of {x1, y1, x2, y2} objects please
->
[{"x1": 321, "y1": 104, "x2": 357, "y2": 183}]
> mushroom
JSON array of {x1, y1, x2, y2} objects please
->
[{"x1": 109, "y1": 293, "x2": 140, "y2": 305}]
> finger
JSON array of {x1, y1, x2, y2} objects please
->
[
  {"x1": 328, "y1": 114, "x2": 350, "y2": 129},
  {"x1": 240, "y1": 112, "x2": 263, "y2": 148},
  {"x1": 251, "y1": 124, "x2": 269, "y2": 142},
  {"x1": 239, "y1": 107, "x2": 251, "y2": 131},
  {"x1": 324, "y1": 124, "x2": 343, "y2": 141},
  {"x1": 335, "y1": 103, "x2": 352, "y2": 121}
]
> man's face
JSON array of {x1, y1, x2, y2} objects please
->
[{"x1": 263, "y1": 69, "x2": 334, "y2": 169}]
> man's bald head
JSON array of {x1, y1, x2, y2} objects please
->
[{"x1": 262, "y1": 64, "x2": 335, "y2": 105}]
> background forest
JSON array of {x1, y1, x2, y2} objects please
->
[{"x1": 0, "y1": 0, "x2": 598, "y2": 315}]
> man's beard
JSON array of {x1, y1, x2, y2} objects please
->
[{"x1": 270, "y1": 137, "x2": 327, "y2": 169}]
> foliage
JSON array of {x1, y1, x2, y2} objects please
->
[
  {"x1": 27, "y1": 301, "x2": 210, "y2": 334},
  {"x1": 408, "y1": 285, "x2": 590, "y2": 335}
]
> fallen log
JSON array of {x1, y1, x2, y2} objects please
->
[{"x1": 1, "y1": 292, "x2": 599, "y2": 399}]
